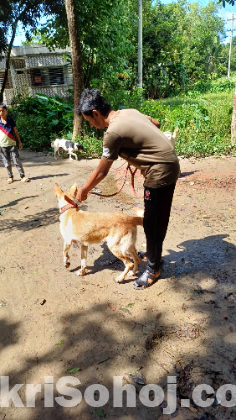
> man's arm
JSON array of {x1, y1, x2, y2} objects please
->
[
  {"x1": 13, "y1": 127, "x2": 22, "y2": 150},
  {"x1": 150, "y1": 118, "x2": 161, "y2": 129},
  {"x1": 76, "y1": 159, "x2": 114, "y2": 202}
]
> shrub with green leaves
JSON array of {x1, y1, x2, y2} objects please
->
[
  {"x1": 10, "y1": 89, "x2": 234, "y2": 158},
  {"x1": 187, "y1": 78, "x2": 235, "y2": 96},
  {"x1": 139, "y1": 92, "x2": 234, "y2": 157},
  {"x1": 10, "y1": 93, "x2": 101, "y2": 156},
  {"x1": 10, "y1": 94, "x2": 73, "y2": 151}
]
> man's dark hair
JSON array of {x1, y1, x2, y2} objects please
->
[
  {"x1": 76, "y1": 89, "x2": 111, "y2": 117},
  {"x1": 0, "y1": 103, "x2": 7, "y2": 110}
]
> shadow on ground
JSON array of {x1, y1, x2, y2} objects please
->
[
  {"x1": 1, "y1": 234, "x2": 236, "y2": 419},
  {"x1": 0, "y1": 203, "x2": 88, "y2": 233}
]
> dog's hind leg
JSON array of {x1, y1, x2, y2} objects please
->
[
  {"x1": 108, "y1": 244, "x2": 134, "y2": 283},
  {"x1": 126, "y1": 245, "x2": 141, "y2": 277},
  {"x1": 76, "y1": 244, "x2": 88, "y2": 276},
  {"x1": 63, "y1": 241, "x2": 71, "y2": 268},
  {"x1": 120, "y1": 229, "x2": 140, "y2": 278}
]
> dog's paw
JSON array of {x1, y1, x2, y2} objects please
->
[
  {"x1": 65, "y1": 261, "x2": 70, "y2": 268},
  {"x1": 127, "y1": 270, "x2": 135, "y2": 278},
  {"x1": 115, "y1": 274, "x2": 125, "y2": 283},
  {"x1": 76, "y1": 268, "x2": 86, "y2": 276}
]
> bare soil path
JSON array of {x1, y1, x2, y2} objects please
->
[{"x1": 1, "y1": 151, "x2": 236, "y2": 420}]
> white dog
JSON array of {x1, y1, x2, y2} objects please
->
[
  {"x1": 163, "y1": 127, "x2": 178, "y2": 148},
  {"x1": 51, "y1": 139, "x2": 84, "y2": 160}
]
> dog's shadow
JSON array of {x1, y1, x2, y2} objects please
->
[
  {"x1": 70, "y1": 243, "x2": 146, "y2": 283},
  {"x1": 69, "y1": 234, "x2": 236, "y2": 286}
]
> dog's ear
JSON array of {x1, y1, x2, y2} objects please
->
[
  {"x1": 69, "y1": 183, "x2": 78, "y2": 198},
  {"x1": 77, "y1": 142, "x2": 84, "y2": 151},
  {"x1": 54, "y1": 183, "x2": 64, "y2": 198}
]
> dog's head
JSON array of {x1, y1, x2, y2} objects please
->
[
  {"x1": 54, "y1": 183, "x2": 78, "y2": 208},
  {"x1": 74, "y1": 142, "x2": 84, "y2": 152},
  {"x1": 51, "y1": 141, "x2": 55, "y2": 148}
]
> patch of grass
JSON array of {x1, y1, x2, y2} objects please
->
[
  {"x1": 9, "y1": 90, "x2": 235, "y2": 158},
  {"x1": 139, "y1": 92, "x2": 234, "y2": 157}
]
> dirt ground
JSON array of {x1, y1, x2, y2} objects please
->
[{"x1": 1, "y1": 151, "x2": 236, "y2": 420}]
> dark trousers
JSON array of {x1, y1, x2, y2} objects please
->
[
  {"x1": 1, "y1": 146, "x2": 25, "y2": 178},
  {"x1": 143, "y1": 183, "x2": 176, "y2": 273}
]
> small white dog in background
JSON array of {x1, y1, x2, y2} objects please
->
[
  {"x1": 163, "y1": 126, "x2": 178, "y2": 148},
  {"x1": 51, "y1": 139, "x2": 84, "y2": 160}
]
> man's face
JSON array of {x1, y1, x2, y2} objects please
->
[
  {"x1": 82, "y1": 110, "x2": 106, "y2": 130},
  {"x1": 0, "y1": 107, "x2": 7, "y2": 119}
]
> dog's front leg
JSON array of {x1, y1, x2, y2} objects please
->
[
  {"x1": 63, "y1": 242, "x2": 71, "y2": 268},
  {"x1": 71, "y1": 151, "x2": 78, "y2": 161},
  {"x1": 68, "y1": 149, "x2": 73, "y2": 161},
  {"x1": 76, "y1": 244, "x2": 88, "y2": 276}
]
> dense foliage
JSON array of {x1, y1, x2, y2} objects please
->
[
  {"x1": 10, "y1": 94, "x2": 102, "y2": 156},
  {"x1": 27, "y1": 0, "x2": 235, "y2": 100},
  {"x1": 3, "y1": 0, "x2": 236, "y2": 158},
  {"x1": 141, "y1": 93, "x2": 234, "y2": 156},
  {"x1": 10, "y1": 84, "x2": 234, "y2": 157}
]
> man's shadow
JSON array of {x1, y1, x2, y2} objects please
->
[{"x1": 161, "y1": 233, "x2": 235, "y2": 282}]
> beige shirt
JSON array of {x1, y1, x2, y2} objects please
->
[{"x1": 101, "y1": 109, "x2": 180, "y2": 188}]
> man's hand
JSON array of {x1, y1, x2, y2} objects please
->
[
  {"x1": 76, "y1": 187, "x2": 88, "y2": 202},
  {"x1": 19, "y1": 141, "x2": 23, "y2": 150},
  {"x1": 76, "y1": 160, "x2": 113, "y2": 202},
  {"x1": 150, "y1": 118, "x2": 161, "y2": 129}
]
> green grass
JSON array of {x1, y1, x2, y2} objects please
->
[
  {"x1": 10, "y1": 90, "x2": 235, "y2": 158},
  {"x1": 139, "y1": 92, "x2": 234, "y2": 157}
]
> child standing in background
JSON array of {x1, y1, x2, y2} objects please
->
[{"x1": 0, "y1": 103, "x2": 29, "y2": 184}]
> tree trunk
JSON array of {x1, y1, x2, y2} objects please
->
[
  {"x1": 65, "y1": 0, "x2": 83, "y2": 139},
  {"x1": 0, "y1": 20, "x2": 18, "y2": 103}
]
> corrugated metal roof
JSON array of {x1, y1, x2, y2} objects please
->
[{"x1": 10, "y1": 45, "x2": 71, "y2": 57}]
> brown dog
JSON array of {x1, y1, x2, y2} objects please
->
[{"x1": 54, "y1": 183, "x2": 142, "y2": 282}]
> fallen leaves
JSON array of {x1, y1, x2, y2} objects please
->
[
  {"x1": 55, "y1": 340, "x2": 64, "y2": 346},
  {"x1": 119, "y1": 303, "x2": 134, "y2": 315},
  {"x1": 67, "y1": 367, "x2": 81, "y2": 374}
]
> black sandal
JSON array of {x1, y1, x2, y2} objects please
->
[{"x1": 133, "y1": 268, "x2": 160, "y2": 290}]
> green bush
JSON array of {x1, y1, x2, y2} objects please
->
[
  {"x1": 186, "y1": 78, "x2": 235, "y2": 96},
  {"x1": 10, "y1": 93, "x2": 101, "y2": 156},
  {"x1": 10, "y1": 94, "x2": 73, "y2": 151},
  {"x1": 139, "y1": 92, "x2": 234, "y2": 157},
  {"x1": 9, "y1": 88, "x2": 235, "y2": 158}
]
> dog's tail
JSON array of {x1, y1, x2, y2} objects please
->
[
  {"x1": 132, "y1": 208, "x2": 144, "y2": 226},
  {"x1": 133, "y1": 216, "x2": 143, "y2": 226},
  {"x1": 173, "y1": 126, "x2": 178, "y2": 140},
  {"x1": 133, "y1": 208, "x2": 144, "y2": 218}
]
